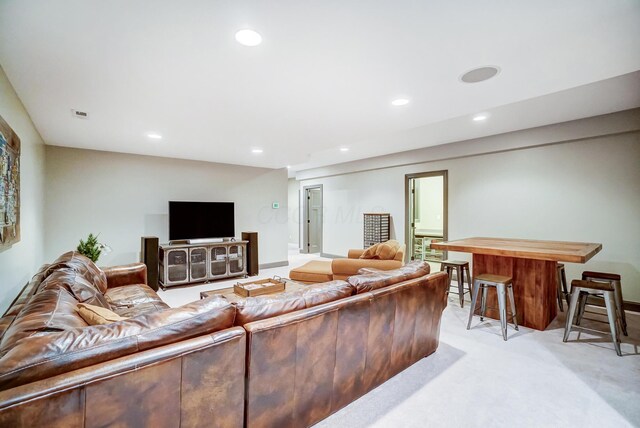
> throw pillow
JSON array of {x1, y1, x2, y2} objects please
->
[
  {"x1": 77, "y1": 303, "x2": 127, "y2": 325},
  {"x1": 359, "y1": 243, "x2": 380, "y2": 259},
  {"x1": 375, "y1": 240, "x2": 400, "y2": 260}
]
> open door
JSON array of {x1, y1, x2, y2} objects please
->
[{"x1": 406, "y1": 171, "x2": 448, "y2": 267}]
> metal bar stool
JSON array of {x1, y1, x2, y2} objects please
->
[
  {"x1": 563, "y1": 279, "x2": 622, "y2": 356},
  {"x1": 467, "y1": 273, "x2": 518, "y2": 341},
  {"x1": 440, "y1": 260, "x2": 472, "y2": 307},
  {"x1": 556, "y1": 263, "x2": 569, "y2": 311},
  {"x1": 577, "y1": 271, "x2": 627, "y2": 336}
]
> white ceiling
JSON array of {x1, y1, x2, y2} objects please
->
[{"x1": 1, "y1": 1, "x2": 639, "y2": 172}]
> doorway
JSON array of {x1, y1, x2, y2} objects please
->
[
  {"x1": 405, "y1": 171, "x2": 448, "y2": 267},
  {"x1": 302, "y1": 185, "x2": 323, "y2": 254}
]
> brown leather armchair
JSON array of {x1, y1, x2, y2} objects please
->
[{"x1": 331, "y1": 244, "x2": 406, "y2": 280}]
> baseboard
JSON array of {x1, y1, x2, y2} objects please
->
[
  {"x1": 320, "y1": 253, "x2": 343, "y2": 259},
  {"x1": 259, "y1": 260, "x2": 289, "y2": 269}
]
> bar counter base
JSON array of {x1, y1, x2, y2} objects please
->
[{"x1": 472, "y1": 254, "x2": 558, "y2": 331}]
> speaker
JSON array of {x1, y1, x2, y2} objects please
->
[
  {"x1": 141, "y1": 236, "x2": 160, "y2": 291},
  {"x1": 242, "y1": 232, "x2": 259, "y2": 276}
]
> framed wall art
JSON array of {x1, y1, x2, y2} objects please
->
[{"x1": 0, "y1": 114, "x2": 20, "y2": 249}]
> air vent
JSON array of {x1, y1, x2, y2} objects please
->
[{"x1": 71, "y1": 109, "x2": 89, "y2": 119}]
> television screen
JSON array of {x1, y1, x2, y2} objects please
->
[{"x1": 169, "y1": 201, "x2": 235, "y2": 240}]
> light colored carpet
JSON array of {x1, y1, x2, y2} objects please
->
[{"x1": 159, "y1": 254, "x2": 640, "y2": 428}]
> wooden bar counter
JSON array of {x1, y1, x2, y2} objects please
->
[{"x1": 431, "y1": 237, "x2": 602, "y2": 330}]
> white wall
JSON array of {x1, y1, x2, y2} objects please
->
[
  {"x1": 287, "y1": 178, "x2": 300, "y2": 247},
  {"x1": 45, "y1": 146, "x2": 289, "y2": 267},
  {"x1": 0, "y1": 66, "x2": 46, "y2": 313},
  {"x1": 300, "y1": 130, "x2": 640, "y2": 302}
]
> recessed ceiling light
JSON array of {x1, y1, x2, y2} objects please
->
[
  {"x1": 472, "y1": 114, "x2": 489, "y2": 122},
  {"x1": 147, "y1": 133, "x2": 162, "y2": 139},
  {"x1": 235, "y1": 29, "x2": 262, "y2": 47},
  {"x1": 460, "y1": 66, "x2": 500, "y2": 83},
  {"x1": 391, "y1": 98, "x2": 410, "y2": 106},
  {"x1": 340, "y1": 147, "x2": 349, "y2": 152},
  {"x1": 252, "y1": 148, "x2": 263, "y2": 154},
  {"x1": 286, "y1": 165, "x2": 291, "y2": 169}
]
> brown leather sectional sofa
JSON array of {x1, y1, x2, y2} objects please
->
[{"x1": 0, "y1": 251, "x2": 448, "y2": 427}]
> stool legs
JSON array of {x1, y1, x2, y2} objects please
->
[
  {"x1": 564, "y1": 285, "x2": 622, "y2": 356},
  {"x1": 467, "y1": 279, "x2": 482, "y2": 330},
  {"x1": 480, "y1": 286, "x2": 488, "y2": 321},
  {"x1": 563, "y1": 288, "x2": 581, "y2": 342},
  {"x1": 603, "y1": 292, "x2": 622, "y2": 356},
  {"x1": 441, "y1": 262, "x2": 472, "y2": 308},
  {"x1": 468, "y1": 278, "x2": 517, "y2": 340},
  {"x1": 576, "y1": 292, "x2": 589, "y2": 326},
  {"x1": 497, "y1": 284, "x2": 508, "y2": 341},
  {"x1": 556, "y1": 264, "x2": 569, "y2": 312},
  {"x1": 613, "y1": 280, "x2": 628, "y2": 336},
  {"x1": 507, "y1": 284, "x2": 519, "y2": 331},
  {"x1": 455, "y1": 266, "x2": 464, "y2": 307}
]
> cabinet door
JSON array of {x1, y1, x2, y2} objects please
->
[
  {"x1": 189, "y1": 247, "x2": 208, "y2": 281},
  {"x1": 210, "y1": 246, "x2": 228, "y2": 277},
  {"x1": 228, "y1": 245, "x2": 245, "y2": 274},
  {"x1": 166, "y1": 249, "x2": 188, "y2": 283}
]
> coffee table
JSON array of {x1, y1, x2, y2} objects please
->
[{"x1": 200, "y1": 278, "x2": 305, "y2": 303}]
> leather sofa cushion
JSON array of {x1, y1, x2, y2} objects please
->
[
  {"x1": 44, "y1": 251, "x2": 108, "y2": 294},
  {"x1": 233, "y1": 280, "x2": 353, "y2": 326},
  {"x1": 77, "y1": 303, "x2": 127, "y2": 325},
  {"x1": 0, "y1": 296, "x2": 234, "y2": 390},
  {"x1": 0, "y1": 288, "x2": 89, "y2": 353},
  {"x1": 105, "y1": 284, "x2": 170, "y2": 317},
  {"x1": 37, "y1": 269, "x2": 110, "y2": 309},
  {"x1": 234, "y1": 293, "x2": 306, "y2": 326},
  {"x1": 349, "y1": 261, "x2": 430, "y2": 293},
  {"x1": 299, "y1": 280, "x2": 354, "y2": 307}
]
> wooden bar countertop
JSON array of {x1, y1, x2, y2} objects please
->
[{"x1": 431, "y1": 237, "x2": 602, "y2": 264}]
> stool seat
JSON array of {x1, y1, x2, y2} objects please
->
[
  {"x1": 582, "y1": 271, "x2": 621, "y2": 281},
  {"x1": 440, "y1": 260, "x2": 468, "y2": 266},
  {"x1": 475, "y1": 273, "x2": 511, "y2": 284},
  {"x1": 572, "y1": 279, "x2": 614, "y2": 292}
]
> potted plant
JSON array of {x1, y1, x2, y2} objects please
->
[{"x1": 77, "y1": 233, "x2": 111, "y2": 262}]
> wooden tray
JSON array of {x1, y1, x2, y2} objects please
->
[{"x1": 233, "y1": 276, "x2": 286, "y2": 297}]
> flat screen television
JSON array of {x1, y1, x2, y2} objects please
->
[{"x1": 169, "y1": 201, "x2": 235, "y2": 241}]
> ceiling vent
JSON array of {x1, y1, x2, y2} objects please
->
[{"x1": 71, "y1": 109, "x2": 89, "y2": 119}]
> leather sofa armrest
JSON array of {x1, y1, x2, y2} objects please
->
[
  {"x1": 331, "y1": 258, "x2": 403, "y2": 278},
  {"x1": 347, "y1": 249, "x2": 365, "y2": 259},
  {"x1": 103, "y1": 263, "x2": 147, "y2": 288}
]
